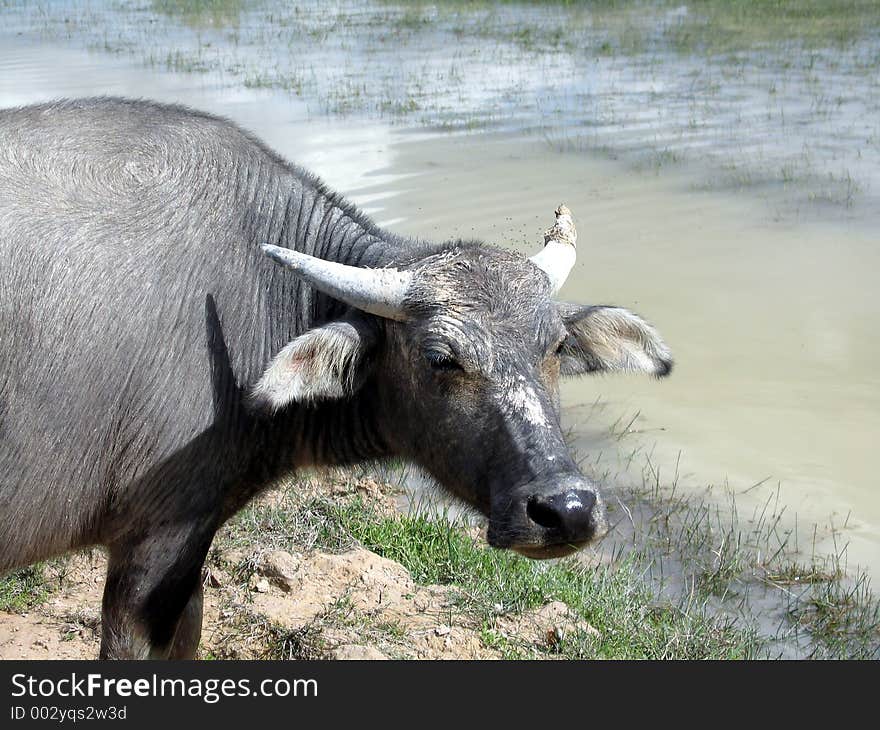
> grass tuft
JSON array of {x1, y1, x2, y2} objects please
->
[{"x1": 0, "y1": 565, "x2": 50, "y2": 613}]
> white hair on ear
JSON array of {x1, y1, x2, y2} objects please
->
[
  {"x1": 249, "y1": 321, "x2": 371, "y2": 412},
  {"x1": 559, "y1": 305, "x2": 673, "y2": 377}
]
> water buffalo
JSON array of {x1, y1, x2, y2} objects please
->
[{"x1": 0, "y1": 98, "x2": 671, "y2": 658}]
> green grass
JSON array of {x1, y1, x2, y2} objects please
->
[
  {"x1": 339, "y1": 499, "x2": 763, "y2": 659},
  {"x1": 221, "y1": 489, "x2": 764, "y2": 659},
  {"x1": 793, "y1": 578, "x2": 880, "y2": 659},
  {"x1": 150, "y1": 0, "x2": 248, "y2": 27},
  {"x1": 243, "y1": 72, "x2": 304, "y2": 94},
  {"x1": 0, "y1": 565, "x2": 50, "y2": 613},
  {"x1": 396, "y1": 0, "x2": 880, "y2": 53},
  {"x1": 663, "y1": 0, "x2": 880, "y2": 51}
]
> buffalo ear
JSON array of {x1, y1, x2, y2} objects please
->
[
  {"x1": 557, "y1": 304, "x2": 672, "y2": 377},
  {"x1": 248, "y1": 317, "x2": 377, "y2": 412}
]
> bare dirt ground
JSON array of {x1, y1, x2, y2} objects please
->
[
  {"x1": 0, "y1": 547, "x2": 593, "y2": 660},
  {"x1": 0, "y1": 552, "x2": 104, "y2": 660}
]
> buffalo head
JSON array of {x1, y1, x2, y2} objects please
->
[{"x1": 250, "y1": 206, "x2": 671, "y2": 558}]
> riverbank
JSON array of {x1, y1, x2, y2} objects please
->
[{"x1": 1, "y1": 472, "x2": 876, "y2": 659}]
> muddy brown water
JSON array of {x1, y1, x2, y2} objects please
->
[
  {"x1": 366, "y1": 134, "x2": 880, "y2": 581},
  {"x1": 1, "y1": 32, "x2": 878, "y2": 584}
]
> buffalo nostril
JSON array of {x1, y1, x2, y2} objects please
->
[
  {"x1": 527, "y1": 495, "x2": 564, "y2": 530},
  {"x1": 527, "y1": 489, "x2": 597, "y2": 539}
]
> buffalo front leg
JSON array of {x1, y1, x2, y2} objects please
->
[
  {"x1": 100, "y1": 524, "x2": 215, "y2": 660},
  {"x1": 168, "y1": 584, "x2": 204, "y2": 660}
]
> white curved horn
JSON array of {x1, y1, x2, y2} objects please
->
[
  {"x1": 261, "y1": 244, "x2": 412, "y2": 321},
  {"x1": 529, "y1": 204, "x2": 577, "y2": 294}
]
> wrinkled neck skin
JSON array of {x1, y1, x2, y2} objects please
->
[
  {"x1": 220, "y1": 177, "x2": 419, "y2": 511},
  {"x1": 258, "y1": 175, "x2": 436, "y2": 323},
  {"x1": 222, "y1": 380, "x2": 392, "y2": 518}
]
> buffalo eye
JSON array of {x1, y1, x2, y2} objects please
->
[
  {"x1": 554, "y1": 337, "x2": 568, "y2": 357},
  {"x1": 426, "y1": 351, "x2": 463, "y2": 372}
]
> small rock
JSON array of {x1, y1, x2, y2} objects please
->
[
  {"x1": 546, "y1": 627, "x2": 564, "y2": 646},
  {"x1": 249, "y1": 576, "x2": 270, "y2": 594},
  {"x1": 259, "y1": 550, "x2": 301, "y2": 592},
  {"x1": 434, "y1": 624, "x2": 451, "y2": 637},
  {"x1": 332, "y1": 644, "x2": 388, "y2": 661}
]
